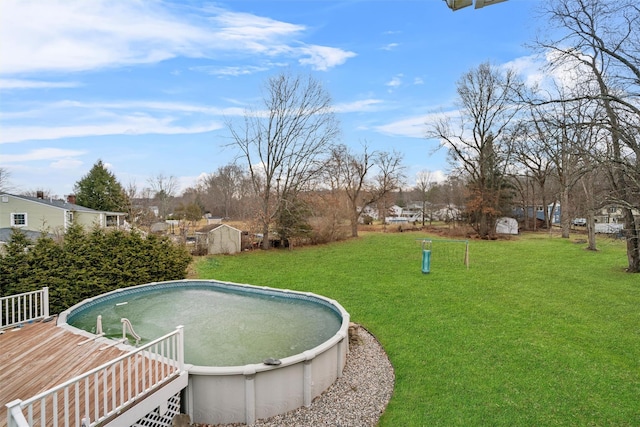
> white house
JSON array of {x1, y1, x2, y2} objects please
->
[{"x1": 0, "y1": 193, "x2": 126, "y2": 237}]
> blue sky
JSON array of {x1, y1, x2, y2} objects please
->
[{"x1": 0, "y1": 0, "x2": 543, "y2": 197}]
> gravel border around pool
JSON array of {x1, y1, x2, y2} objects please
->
[{"x1": 198, "y1": 324, "x2": 395, "y2": 427}]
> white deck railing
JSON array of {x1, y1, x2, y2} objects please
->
[
  {"x1": 1, "y1": 287, "x2": 49, "y2": 330},
  {"x1": 6, "y1": 326, "x2": 185, "y2": 427}
]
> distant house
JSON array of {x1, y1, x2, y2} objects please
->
[
  {"x1": 385, "y1": 204, "x2": 425, "y2": 224},
  {"x1": 513, "y1": 203, "x2": 561, "y2": 227},
  {"x1": 195, "y1": 223, "x2": 242, "y2": 255},
  {"x1": 204, "y1": 213, "x2": 223, "y2": 225},
  {"x1": 0, "y1": 193, "x2": 127, "y2": 238},
  {"x1": 359, "y1": 205, "x2": 379, "y2": 221},
  {"x1": 593, "y1": 205, "x2": 640, "y2": 234},
  {"x1": 595, "y1": 205, "x2": 629, "y2": 225}
]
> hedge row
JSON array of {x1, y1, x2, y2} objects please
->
[{"x1": 0, "y1": 224, "x2": 192, "y2": 314}]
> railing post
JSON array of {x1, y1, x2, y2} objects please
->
[
  {"x1": 13, "y1": 328, "x2": 183, "y2": 426},
  {"x1": 176, "y1": 325, "x2": 184, "y2": 371},
  {"x1": 42, "y1": 287, "x2": 49, "y2": 319},
  {"x1": 6, "y1": 399, "x2": 29, "y2": 427}
]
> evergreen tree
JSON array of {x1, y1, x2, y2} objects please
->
[
  {"x1": 275, "y1": 195, "x2": 313, "y2": 245},
  {"x1": 0, "y1": 229, "x2": 32, "y2": 296},
  {"x1": 29, "y1": 235, "x2": 70, "y2": 310},
  {"x1": 0, "y1": 223, "x2": 191, "y2": 313},
  {"x1": 74, "y1": 159, "x2": 129, "y2": 212}
]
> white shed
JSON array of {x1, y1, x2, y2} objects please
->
[
  {"x1": 196, "y1": 223, "x2": 242, "y2": 254},
  {"x1": 496, "y1": 217, "x2": 518, "y2": 235}
]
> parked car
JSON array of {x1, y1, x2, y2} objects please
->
[{"x1": 572, "y1": 218, "x2": 587, "y2": 226}]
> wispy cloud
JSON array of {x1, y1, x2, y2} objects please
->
[
  {"x1": 191, "y1": 65, "x2": 271, "y2": 77},
  {"x1": 380, "y1": 43, "x2": 399, "y2": 51},
  {"x1": 0, "y1": 79, "x2": 81, "y2": 90},
  {"x1": 0, "y1": 0, "x2": 356, "y2": 75},
  {"x1": 51, "y1": 158, "x2": 84, "y2": 170},
  {"x1": 334, "y1": 99, "x2": 385, "y2": 113},
  {"x1": 211, "y1": 10, "x2": 306, "y2": 48},
  {"x1": 0, "y1": 97, "x2": 248, "y2": 144},
  {"x1": 501, "y1": 51, "x2": 589, "y2": 93},
  {"x1": 1, "y1": 148, "x2": 86, "y2": 163},
  {"x1": 0, "y1": 117, "x2": 222, "y2": 144},
  {"x1": 374, "y1": 114, "x2": 428, "y2": 139},
  {"x1": 297, "y1": 45, "x2": 357, "y2": 71},
  {"x1": 50, "y1": 100, "x2": 244, "y2": 116},
  {"x1": 501, "y1": 54, "x2": 548, "y2": 88},
  {"x1": 386, "y1": 74, "x2": 403, "y2": 90}
]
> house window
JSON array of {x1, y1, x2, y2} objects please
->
[
  {"x1": 608, "y1": 206, "x2": 617, "y2": 213},
  {"x1": 106, "y1": 215, "x2": 118, "y2": 227},
  {"x1": 11, "y1": 213, "x2": 27, "y2": 227},
  {"x1": 67, "y1": 211, "x2": 74, "y2": 223}
]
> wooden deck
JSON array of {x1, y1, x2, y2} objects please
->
[{"x1": 0, "y1": 319, "x2": 129, "y2": 426}]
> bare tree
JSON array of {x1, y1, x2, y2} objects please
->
[
  {"x1": 324, "y1": 144, "x2": 374, "y2": 238},
  {"x1": 524, "y1": 87, "x2": 597, "y2": 238},
  {"x1": 325, "y1": 143, "x2": 404, "y2": 237},
  {"x1": 124, "y1": 181, "x2": 142, "y2": 226},
  {"x1": 199, "y1": 163, "x2": 250, "y2": 219},
  {"x1": 415, "y1": 170, "x2": 436, "y2": 226},
  {"x1": 227, "y1": 72, "x2": 340, "y2": 249},
  {"x1": 147, "y1": 173, "x2": 178, "y2": 219},
  {"x1": 578, "y1": 157, "x2": 612, "y2": 251},
  {"x1": 0, "y1": 168, "x2": 11, "y2": 192},
  {"x1": 375, "y1": 150, "x2": 406, "y2": 228},
  {"x1": 431, "y1": 175, "x2": 468, "y2": 226},
  {"x1": 537, "y1": 0, "x2": 640, "y2": 270},
  {"x1": 426, "y1": 62, "x2": 524, "y2": 238},
  {"x1": 510, "y1": 116, "x2": 556, "y2": 231}
]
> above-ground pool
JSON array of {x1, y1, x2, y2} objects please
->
[{"x1": 58, "y1": 280, "x2": 350, "y2": 425}]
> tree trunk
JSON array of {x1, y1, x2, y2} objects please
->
[
  {"x1": 350, "y1": 209, "x2": 359, "y2": 238},
  {"x1": 261, "y1": 222, "x2": 271, "y2": 250},
  {"x1": 581, "y1": 176, "x2": 597, "y2": 251},
  {"x1": 261, "y1": 196, "x2": 271, "y2": 250},
  {"x1": 561, "y1": 188, "x2": 570, "y2": 238},
  {"x1": 532, "y1": 182, "x2": 538, "y2": 232},
  {"x1": 586, "y1": 209, "x2": 597, "y2": 251},
  {"x1": 478, "y1": 212, "x2": 489, "y2": 238},
  {"x1": 623, "y1": 207, "x2": 640, "y2": 272}
]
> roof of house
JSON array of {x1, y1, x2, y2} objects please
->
[
  {"x1": 2, "y1": 193, "x2": 126, "y2": 216},
  {"x1": 196, "y1": 223, "x2": 242, "y2": 234}
]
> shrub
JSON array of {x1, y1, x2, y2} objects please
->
[{"x1": 0, "y1": 226, "x2": 191, "y2": 313}]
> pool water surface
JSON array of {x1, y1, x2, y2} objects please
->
[{"x1": 68, "y1": 285, "x2": 342, "y2": 366}]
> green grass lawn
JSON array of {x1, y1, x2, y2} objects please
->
[{"x1": 194, "y1": 231, "x2": 640, "y2": 426}]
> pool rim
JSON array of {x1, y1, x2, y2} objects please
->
[{"x1": 57, "y1": 278, "x2": 351, "y2": 374}]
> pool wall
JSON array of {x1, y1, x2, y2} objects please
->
[
  {"x1": 58, "y1": 279, "x2": 350, "y2": 425},
  {"x1": 187, "y1": 318, "x2": 348, "y2": 424}
]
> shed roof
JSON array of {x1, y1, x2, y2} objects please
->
[{"x1": 196, "y1": 223, "x2": 242, "y2": 234}]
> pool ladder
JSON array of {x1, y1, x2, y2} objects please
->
[
  {"x1": 121, "y1": 317, "x2": 142, "y2": 345},
  {"x1": 98, "y1": 317, "x2": 142, "y2": 350},
  {"x1": 77, "y1": 315, "x2": 105, "y2": 346}
]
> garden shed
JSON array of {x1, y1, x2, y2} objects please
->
[
  {"x1": 196, "y1": 223, "x2": 242, "y2": 255},
  {"x1": 496, "y1": 217, "x2": 518, "y2": 235}
]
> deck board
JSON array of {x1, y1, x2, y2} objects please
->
[{"x1": 0, "y1": 319, "x2": 135, "y2": 426}]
